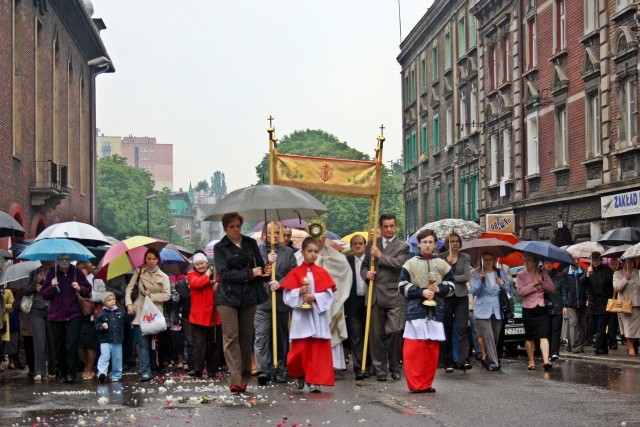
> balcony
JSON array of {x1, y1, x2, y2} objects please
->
[{"x1": 30, "y1": 161, "x2": 69, "y2": 212}]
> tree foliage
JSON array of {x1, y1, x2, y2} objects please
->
[
  {"x1": 254, "y1": 129, "x2": 404, "y2": 237},
  {"x1": 194, "y1": 180, "x2": 209, "y2": 192},
  {"x1": 211, "y1": 171, "x2": 227, "y2": 197},
  {"x1": 97, "y1": 155, "x2": 174, "y2": 241}
]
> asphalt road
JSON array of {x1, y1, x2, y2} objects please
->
[{"x1": 1, "y1": 356, "x2": 639, "y2": 427}]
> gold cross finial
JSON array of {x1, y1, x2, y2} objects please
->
[
  {"x1": 379, "y1": 124, "x2": 385, "y2": 136},
  {"x1": 268, "y1": 115, "x2": 275, "y2": 127}
]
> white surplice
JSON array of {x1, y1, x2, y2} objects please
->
[{"x1": 283, "y1": 271, "x2": 333, "y2": 340}]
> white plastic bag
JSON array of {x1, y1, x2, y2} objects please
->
[
  {"x1": 20, "y1": 294, "x2": 34, "y2": 314},
  {"x1": 140, "y1": 295, "x2": 166, "y2": 335}
]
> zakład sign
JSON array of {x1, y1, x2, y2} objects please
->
[
  {"x1": 486, "y1": 213, "x2": 515, "y2": 233},
  {"x1": 601, "y1": 189, "x2": 640, "y2": 218}
]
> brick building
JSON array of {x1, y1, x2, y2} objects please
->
[
  {"x1": 400, "y1": 0, "x2": 640, "y2": 242},
  {"x1": 0, "y1": 0, "x2": 113, "y2": 248}
]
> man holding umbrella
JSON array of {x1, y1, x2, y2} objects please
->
[
  {"x1": 582, "y1": 251, "x2": 615, "y2": 354},
  {"x1": 41, "y1": 254, "x2": 92, "y2": 383}
]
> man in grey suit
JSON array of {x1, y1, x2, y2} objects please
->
[
  {"x1": 362, "y1": 213, "x2": 410, "y2": 381},
  {"x1": 254, "y1": 223, "x2": 298, "y2": 385}
]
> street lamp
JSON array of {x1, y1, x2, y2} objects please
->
[
  {"x1": 146, "y1": 194, "x2": 157, "y2": 236},
  {"x1": 169, "y1": 225, "x2": 177, "y2": 243}
]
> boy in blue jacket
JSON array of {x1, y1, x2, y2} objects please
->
[{"x1": 95, "y1": 292, "x2": 125, "y2": 382}]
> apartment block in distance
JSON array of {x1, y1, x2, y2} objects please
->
[{"x1": 120, "y1": 136, "x2": 173, "y2": 191}]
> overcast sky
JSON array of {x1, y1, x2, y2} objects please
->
[{"x1": 94, "y1": 1, "x2": 434, "y2": 193}]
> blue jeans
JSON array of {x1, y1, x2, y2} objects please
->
[
  {"x1": 98, "y1": 342, "x2": 123, "y2": 380},
  {"x1": 132, "y1": 325, "x2": 153, "y2": 377}
]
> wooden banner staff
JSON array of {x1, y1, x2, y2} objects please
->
[
  {"x1": 267, "y1": 116, "x2": 279, "y2": 369},
  {"x1": 361, "y1": 125, "x2": 385, "y2": 374}
]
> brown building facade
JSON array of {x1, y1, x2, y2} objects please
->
[{"x1": 0, "y1": 0, "x2": 113, "y2": 247}]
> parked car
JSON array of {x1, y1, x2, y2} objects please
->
[{"x1": 503, "y1": 288, "x2": 525, "y2": 356}]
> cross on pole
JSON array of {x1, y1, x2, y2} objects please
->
[
  {"x1": 379, "y1": 124, "x2": 385, "y2": 136},
  {"x1": 267, "y1": 115, "x2": 275, "y2": 127}
]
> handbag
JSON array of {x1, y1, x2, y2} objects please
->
[
  {"x1": 606, "y1": 290, "x2": 633, "y2": 314},
  {"x1": 130, "y1": 269, "x2": 144, "y2": 303},
  {"x1": 77, "y1": 293, "x2": 96, "y2": 317},
  {"x1": 499, "y1": 288, "x2": 514, "y2": 320},
  {"x1": 20, "y1": 294, "x2": 34, "y2": 314}
]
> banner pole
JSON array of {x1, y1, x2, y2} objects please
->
[
  {"x1": 267, "y1": 117, "x2": 279, "y2": 369},
  {"x1": 361, "y1": 127, "x2": 385, "y2": 374}
]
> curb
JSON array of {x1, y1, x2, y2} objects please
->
[{"x1": 560, "y1": 351, "x2": 640, "y2": 367}]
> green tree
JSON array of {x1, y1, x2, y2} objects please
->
[
  {"x1": 254, "y1": 129, "x2": 404, "y2": 237},
  {"x1": 97, "y1": 155, "x2": 174, "y2": 240},
  {"x1": 211, "y1": 171, "x2": 227, "y2": 197},
  {"x1": 194, "y1": 180, "x2": 209, "y2": 192}
]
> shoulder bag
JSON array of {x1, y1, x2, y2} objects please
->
[
  {"x1": 20, "y1": 294, "x2": 34, "y2": 314},
  {"x1": 77, "y1": 293, "x2": 95, "y2": 317},
  {"x1": 606, "y1": 289, "x2": 633, "y2": 314}
]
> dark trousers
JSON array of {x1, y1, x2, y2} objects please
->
[
  {"x1": 368, "y1": 302, "x2": 403, "y2": 377},
  {"x1": 123, "y1": 312, "x2": 135, "y2": 366},
  {"x1": 442, "y1": 295, "x2": 470, "y2": 367},
  {"x1": 549, "y1": 313, "x2": 563, "y2": 356},
  {"x1": 345, "y1": 296, "x2": 370, "y2": 373},
  {"x1": 182, "y1": 314, "x2": 194, "y2": 367},
  {"x1": 50, "y1": 317, "x2": 83, "y2": 379},
  {"x1": 607, "y1": 313, "x2": 619, "y2": 347},
  {"x1": 191, "y1": 323, "x2": 223, "y2": 374},
  {"x1": 593, "y1": 313, "x2": 610, "y2": 352}
]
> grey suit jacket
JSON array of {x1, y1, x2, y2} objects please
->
[
  {"x1": 361, "y1": 237, "x2": 410, "y2": 309},
  {"x1": 437, "y1": 250, "x2": 471, "y2": 297}
]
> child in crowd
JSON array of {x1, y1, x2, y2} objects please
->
[
  {"x1": 280, "y1": 237, "x2": 336, "y2": 393},
  {"x1": 95, "y1": 292, "x2": 125, "y2": 382}
]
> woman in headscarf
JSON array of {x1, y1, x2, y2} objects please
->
[{"x1": 125, "y1": 248, "x2": 171, "y2": 382}]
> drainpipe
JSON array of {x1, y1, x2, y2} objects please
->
[{"x1": 518, "y1": 0, "x2": 526, "y2": 240}]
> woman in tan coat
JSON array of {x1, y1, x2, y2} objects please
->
[
  {"x1": 125, "y1": 248, "x2": 170, "y2": 381},
  {"x1": 613, "y1": 258, "x2": 640, "y2": 356}
]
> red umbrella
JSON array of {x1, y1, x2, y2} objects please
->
[{"x1": 478, "y1": 231, "x2": 523, "y2": 267}]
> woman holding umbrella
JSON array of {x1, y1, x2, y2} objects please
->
[
  {"x1": 517, "y1": 253, "x2": 555, "y2": 371},
  {"x1": 41, "y1": 254, "x2": 92, "y2": 383},
  {"x1": 125, "y1": 248, "x2": 171, "y2": 382},
  {"x1": 613, "y1": 258, "x2": 640, "y2": 356},
  {"x1": 214, "y1": 212, "x2": 266, "y2": 393}
]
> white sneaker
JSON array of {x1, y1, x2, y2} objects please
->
[{"x1": 308, "y1": 384, "x2": 321, "y2": 393}]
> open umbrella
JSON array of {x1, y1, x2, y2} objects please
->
[
  {"x1": 602, "y1": 244, "x2": 632, "y2": 258},
  {"x1": 164, "y1": 243, "x2": 193, "y2": 258},
  {"x1": 514, "y1": 241, "x2": 575, "y2": 265},
  {"x1": 413, "y1": 218, "x2": 483, "y2": 240},
  {"x1": 342, "y1": 231, "x2": 368, "y2": 243},
  {"x1": 159, "y1": 247, "x2": 190, "y2": 276},
  {"x1": 18, "y1": 238, "x2": 95, "y2": 262},
  {"x1": 35, "y1": 221, "x2": 110, "y2": 247},
  {"x1": 597, "y1": 227, "x2": 640, "y2": 247},
  {"x1": 621, "y1": 242, "x2": 640, "y2": 260},
  {"x1": 566, "y1": 241, "x2": 605, "y2": 259},
  {"x1": 0, "y1": 212, "x2": 25, "y2": 237},
  {"x1": 478, "y1": 231, "x2": 523, "y2": 267},
  {"x1": 204, "y1": 184, "x2": 328, "y2": 222},
  {"x1": 460, "y1": 238, "x2": 516, "y2": 263},
  {"x1": 0, "y1": 261, "x2": 42, "y2": 289},
  {"x1": 95, "y1": 236, "x2": 167, "y2": 280},
  {"x1": 251, "y1": 219, "x2": 308, "y2": 232}
]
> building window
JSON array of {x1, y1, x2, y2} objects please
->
[
  {"x1": 503, "y1": 129, "x2": 511, "y2": 179},
  {"x1": 412, "y1": 129, "x2": 417, "y2": 165},
  {"x1": 405, "y1": 134, "x2": 411, "y2": 170},
  {"x1": 446, "y1": 108, "x2": 453, "y2": 148},
  {"x1": 434, "y1": 184, "x2": 441, "y2": 220},
  {"x1": 527, "y1": 17, "x2": 537, "y2": 69},
  {"x1": 459, "y1": 17, "x2": 466, "y2": 57},
  {"x1": 501, "y1": 36, "x2": 508, "y2": 84},
  {"x1": 555, "y1": 105, "x2": 568, "y2": 167},
  {"x1": 420, "y1": 57, "x2": 427, "y2": 90},
  {"x1": 446, "y1": 180, "x2": 453, "y2": 218},
  {"x1": 460, "y1": 93, "x2": 467, "y2": 139},
  {"x1": 469, "y1": 14, "x2": 476, "y2": 48},
  {"x1": 490, "y1": 134, "x2": 498, "y2": 185},
  {"x1": 433, "y1": 115, "x2": 440, "y2": 152},
  {"x1": 460, "y1": 175, "x2": 468, "y2": 220},
  {"x1": 432, "y1": 46, "x2": 439, "y2": 81},
  {"x1": 445, "y1": 33, "x2": 452, "y2": 69},
  {"x1": 618, "y1": 78, "x2": 638, "y2": 147},
  {"x1": 527, "y1": 112, "x2": 540, "y2": 175},
  {"x1": 410, "y1": 68, "x2": 416, "y2": 102},
  {"x1": 422, "y1": 191, "x2": 429, "y2": 224},
  {"x1": 586, "y1": 91, "x2": 600, "y2": 157},
  {"x1": 421, "y1": 123, "x2": 428, "y2": 155},
  {"x1": 470, "y1": 173, "x2": 478, "y2": 220},
  {"x1": 617, "y1": 0, "x2": 634, "y2": 11},
  {"x1": 404, "y1": 74, "x2": 410, "y2": 107},
  {"x1": 584, "y1": 0, "x2": 597, "y2": 34},
  {"x1": 470, "y1": 83, "x2": 478, "y2": 126},
  {"x1": 488, "y1": 44, "x2": 497, "y2": 90},
  {"x1": 554, "y1": 0, "x2": 566, "y2": 52}
]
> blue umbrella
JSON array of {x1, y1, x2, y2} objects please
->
[
  {"x1": 18, "y1": 238, "x2": 95, "y2": 262},
  {"x1": 514, "y1": 241, "x2": 575, "y2": 265},
  {"x1": 159, "y1": 247, "x2": 190, "y2": 276},
  {"x1": 325, "y1": 231, "x2": 341, "y2": 240}
]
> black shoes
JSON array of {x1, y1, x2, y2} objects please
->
[
  {"x1": 140, "y1": 375, "x2": 152, "y2": 382},
  {"x1": 411, "y1": 387, "x2": 436, "y2": 393},
  {"x1": 355, "y1": 373, "x2": 365, "y2": 381},
  {"x1": 257, "y1": 373, "x2": 269, "y2": 386},
  {"x1": 376, "y1": 375, "x2": 387, "y2": 382},
  {"x1": 99, "y1": 373, "x2": 107, "y2": 383},
  {"x1": 391, "y1": 371, "x2": 401, "y2": 381},
  {"x1": 188, "y1": 371, "x2": 203, "y2": 378},
  {"x1": 543, "y1": 363, "x2": 553, "y2": 372}
]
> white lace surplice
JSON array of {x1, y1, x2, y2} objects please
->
[{"x1": 283, "y1": 271, "x2": 333, "y2": 340}]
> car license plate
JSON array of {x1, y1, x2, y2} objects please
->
[{"x1": 505, "y1": 327, "x2": 524, "y2": 335}]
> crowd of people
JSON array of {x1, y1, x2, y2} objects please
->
[{"x1": 0, "y1": 213, "x2": 639, "y2": 395}]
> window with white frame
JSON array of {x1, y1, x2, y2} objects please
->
[
  {"x1": 503, "y1": 129, "x2": 511, "y2": 179},
  {"x1": 617, "y1": 0, "x2": 634, "y2": 11},
  {"x1": 460, "y1": 92, "x2": 467, "y2": 139},
  {"x1": 618, "y1": 77, "x2": 638, "y2": 147},
  {"x1": 555, "y1": 105, "x2": 569, "y2": 167},
  {"x1": 527, "y1": 17, "x2": 537, "y2": 69},
  {"x1": 490, "y1": 134, "x2": 498, "y2": 185},
  {"x1": 470, "y1": 83, "x2": 478, "y2": 126},
  {"x1": 586, "y1": 91, "x2": 600, "y2": 157},
  {"x1": 554, "y1": 0, "x2": 566, "y2": 52},
  {"x1": 527, "y1": 113, "x2": 540, "y2": 174},
  {"x1": 488, "y1": 44, "x2": 498, "y2": 90},
  {"x1": 446, "y1": 108, "x2": 453, "y2": 148},
  {"x1": 584, "y1": 0, "x2": 597, "y2": 34}
]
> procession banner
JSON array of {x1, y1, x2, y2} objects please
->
[{"x1": 272, "y1": 153, "x2": 378, "y2": 197}]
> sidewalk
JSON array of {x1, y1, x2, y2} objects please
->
[{"x1": 560, "y1": 346, "x2": 640, "y2": 366}]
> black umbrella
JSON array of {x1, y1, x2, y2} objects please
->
[
  {"x1": 0, "y1": 212, "x2": 25, "y2": 238},
  {"x1": 597, "y1": 227, "x2": 640, "y2": 246}
]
